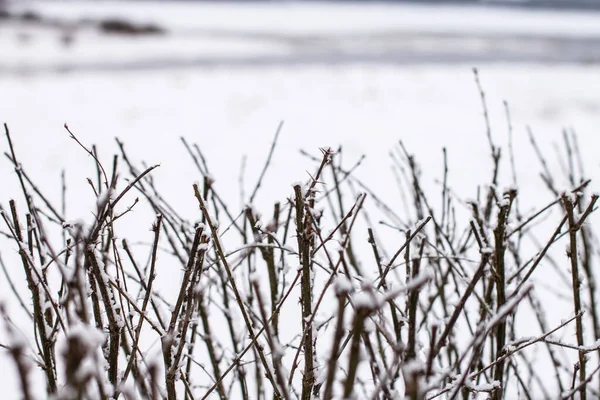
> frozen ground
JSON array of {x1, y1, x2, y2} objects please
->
[{"x1": 1, "y1": 1, "x2": 600, "y2": 398}]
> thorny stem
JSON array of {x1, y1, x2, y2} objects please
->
[
  {"x1": 562, "y1": 193, "x2": 598, "y2": 400},
  {"x1": 343, "y1": 304, "x2": 371, "y2": 398},
  {"x1": 294, "y1": 183, "x2": 316, "y2": 400},
  {"x1": 492, "y1": 189, "x2": 516, "y2": 399},
  {"x1": 323, "y1": 288, "x2": 349, "y2": 400}
]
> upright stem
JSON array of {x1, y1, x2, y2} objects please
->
[
  {"x1": 561, "y1": 194, "x2": 598, "y2": 400},
  {"x1": 492, "y1": 190, "x2": 515, "y2": 399},
  {"x1": 294, "y1": 184, "x2": 315, "y2": 400}
]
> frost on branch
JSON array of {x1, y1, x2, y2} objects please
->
[{"x1": 62, "y1": 324, "x2": 108, "y2": 398}]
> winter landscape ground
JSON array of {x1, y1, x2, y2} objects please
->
[{"x1": 1, "y1": 1, "x2": 600, "y2": 399}]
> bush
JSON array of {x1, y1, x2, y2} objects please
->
[
  {"x1": 98, "y1": 19, "x2": 165, "y2": 36},
  {"x1": 0, "y1": 79, "x2": 598, "y2": 399}
]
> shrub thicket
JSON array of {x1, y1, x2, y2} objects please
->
[{"x1": 1, "y1": 76, "x2": 599, "y2": 400}]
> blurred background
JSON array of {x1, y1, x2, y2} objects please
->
[
  {"x1": 3, "y1": 0, "x2": 600, "y2": 70},
  {"x1": 1, "y1": 0, "x2": 600, "y2": 250},
  {"x1": 1, "y1": 0, "x2": 599, "y2": 206}
]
